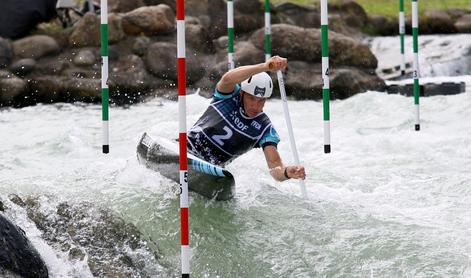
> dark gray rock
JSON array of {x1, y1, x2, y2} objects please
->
[
  {"x1": 0, "y1": 214, "x2": 48, "y2": 278},
  {"x1": 13, "y1": 35, "x2": 59, "y2": 59},
  {"x1": 9, "y1": 59, "x2": 36, "y2": 76},
  {"x1": 0, "y1": 38, "x2": 13, "y2": 69},
  {"x1": 122, "y1": 5, "x2": 175, "y2": 36}
]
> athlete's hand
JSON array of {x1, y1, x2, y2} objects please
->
[
  {"x1": 286, "y1": 165, "x2": 306, "y2": 180},
  {"x1": 266, "y1": 56, "x2": 287, "y2": 72}
]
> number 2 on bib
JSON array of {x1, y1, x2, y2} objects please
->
[{"x1": 212, "y1": 126, "x2": 233, "y2": 146}]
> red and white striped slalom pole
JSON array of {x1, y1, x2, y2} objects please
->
[{"x1": 177, "y1": 0, "x2": 190, "y2": 276}]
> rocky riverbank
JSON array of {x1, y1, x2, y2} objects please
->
[{"x1": 0, "y1": 0, "x2": 470, "y2": 108}]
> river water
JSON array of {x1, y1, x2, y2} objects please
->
[{"x1": 1, "y1": 35, "x2": 471, "y2": 277}]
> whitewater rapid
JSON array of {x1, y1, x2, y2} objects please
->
[{"x1": 1, "y1": 73, "x2": 471, "y2": 276}]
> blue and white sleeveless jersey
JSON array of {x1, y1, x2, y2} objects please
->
[{"x1": 187, "y1": 85, "x2": 280, "y2": 166}]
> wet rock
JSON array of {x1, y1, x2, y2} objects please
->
[
  {"x1": 20, "y1": 198, "x2": 167, "y2": 277},
  {"x1": 122, "y1": 5, "x2": 175, "y2": 36},
  {"x1": 8, "y1": 194, "x2": 26, "y2": 207},
  {"x1": 68, "y1": 247, "x2": 85, "y2": 261},
  {"x1": 0, "y1": 71, "x2": 29, "y2": 106},
  {"x1": 9, "y1": 59, "x2": 36, "y2": 76},
  {"x1": 0, "y1": 38, "x2": 13, "y2": 69},
  {"x1": 0, "y1": 214, "x2": 49, "y2": 278},
  {"x1": 69, "y1": 13, "x2": 124, "y2": 47},
  {"x1": 13, "y1": 35, "x2": 59, "y2": 59},
  {"x1": 330, "y1": 68, "x2": 385, "y2": 99},
  {"x1": 455, "y1": 14, "x2": 471, "y2": 33},
  {"x1": 73, "y1": 49, "x2": 96, "y2": 66}
]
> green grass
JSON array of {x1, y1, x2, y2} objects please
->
[{"x1": 273, "y1": 0, "x2": 471, "y2": 18}]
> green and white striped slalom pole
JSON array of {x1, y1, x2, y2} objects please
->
[
  {"x1": 321, "y1": 0, "x2": 331, "y2": 153},
  {"x1": 265, "y1": 1, "x2": 307, "y2": 198},
  {"x1": 399, "y1": 0, "x2": 406, "y2": 75},
  {"x1": 227, "y1": 0, "x2": 235, "y2": 70},
  {"x1": 101, "y1": 0, "x2": 109, "y2": 153},
  {"x1": 264, "y1": 0, "x2": 271, "y2": 61},
  {"x1": 412, "y1": 0, "x2": 420, "y2": 131}
]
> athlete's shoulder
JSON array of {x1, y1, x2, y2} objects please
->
[{"x1": 213, "y1": 83, "x2": 241, "y2": 101}]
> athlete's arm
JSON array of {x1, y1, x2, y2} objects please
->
[
  {"x1": 263, "y1": 145, "x2": 306, "y2": 182},
  {"x1": 217, "y1": 56, "x2": 287, "y2": 94}
]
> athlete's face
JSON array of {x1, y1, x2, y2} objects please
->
[{"x1": 242, "y1": 91, "x2": 266, "y2": 117}]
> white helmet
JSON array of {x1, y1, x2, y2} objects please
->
[{"x1": 241, "y1": 72, "x2": 273, "y2": 98}]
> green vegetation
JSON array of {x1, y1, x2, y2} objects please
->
[{"x1": 273, "y1": 0, "x2": 471, "y2": 18}]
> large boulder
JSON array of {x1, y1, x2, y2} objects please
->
[
  {"x1": 0, "y1": 71, "x2": 29, "y2": 106},
  {"x1": 0, "y1": 38, "x2": 13, "y2": 68},
  {"x1": 144, "y1": 42, "x2": 205, "y2": 84},
  {"x1": 121, "y1": 5, "x2": 175, "y2": 36},
  {"x1": 455, "y1": 14, "x2": 471, "y2": 33},
  {"x1": 0, "y1": 214, "x2": 48, "y2": 278},
  {"x1": 13, "y1": 35, "x2": 59, "y2": 59},
  {"x1": 69, "y1": 13, "x2": 124, "y2": 47},
  {"x1": 281, "y1": 62, "x2": 385, "y2": 100},
  {"x1": 421, "y1": 10, "x2": 457, "y2": 34},
  {"x1": 250, "y1": 24, "x2": 377, "y2": 69}
]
